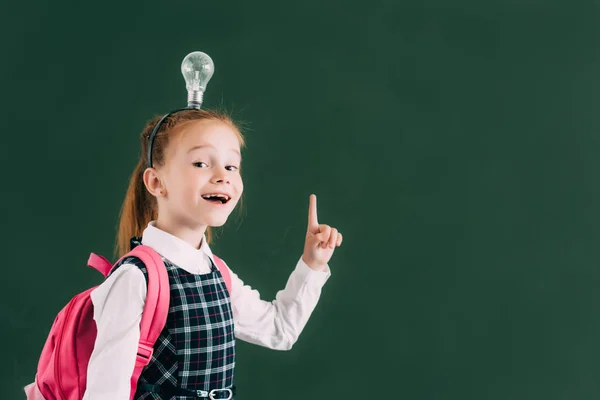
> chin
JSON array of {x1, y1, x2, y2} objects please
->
[{"x1": 205, "y1": 216, "x2": 229, "y2": 227}]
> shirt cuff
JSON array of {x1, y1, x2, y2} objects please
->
[{"x1": 296, "y1": 256, "x2": 331, "y2": 286}]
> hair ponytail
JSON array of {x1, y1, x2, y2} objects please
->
[{"x1": 114, "y1": 158, "x2": 155, "y2": 258}]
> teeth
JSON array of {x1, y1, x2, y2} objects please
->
[{"x1": 202, "y1": 193, "x2": 230, "y2": 201}]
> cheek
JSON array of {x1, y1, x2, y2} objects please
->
[
  {"x1": 172, "y1": 171, "x2": 200, "y2": 196},
  {"x1": 235, "y1": 176, "x2": 244, "y2": 193}
]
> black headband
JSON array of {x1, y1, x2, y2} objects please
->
[{"x1": 147, "y1": 106, "x2": 199, "y2": 168}]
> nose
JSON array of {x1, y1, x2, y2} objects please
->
[{"x1": 210, "y1": 166, "x2": 230, "y2": 184}]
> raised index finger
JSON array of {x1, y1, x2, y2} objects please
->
[{"x1": 308, "y1": 194, "x2": 319, "y2": 230}]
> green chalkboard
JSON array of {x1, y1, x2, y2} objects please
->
[{"x1": 3, "y1": 1, "x2": 600, "y2": 399}]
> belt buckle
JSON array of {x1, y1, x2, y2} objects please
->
[
  {"x1": 209, "y1": 388, "x2": 233, "y2": 400},
  {"x1": 196, "y1": 389, "x2": 209, "y2": 398}
]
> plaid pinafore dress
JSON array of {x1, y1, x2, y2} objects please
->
[{"x1": 112, "y1": 238, "x2": 236, "y2": 400}]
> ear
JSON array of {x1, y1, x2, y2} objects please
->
[{"x1": 143, "y1": 167, "x2": 167, "y2": 198}]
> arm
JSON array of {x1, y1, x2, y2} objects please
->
[
  {"x1": 226, "y1": 257, "x2": 331, "y2": 350},
  {"x1": 228, "y1": 194, "x2": 342, "y2": 350},
  {"x1": 82, "y1": 264, "x2": 147, "y2": 400}
]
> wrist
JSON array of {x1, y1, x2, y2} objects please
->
[{"x1": 302, "y1": 255, "x2": 327, "y2": 271}]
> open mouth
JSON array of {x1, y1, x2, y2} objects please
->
[{"x1": 201, "y1": 193, "x2": 231, "y2": 205}]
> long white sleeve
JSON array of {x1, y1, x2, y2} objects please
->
[
  {"x1": 227, "y1": 257, "x2": 330, "y2": 350},
  {"x1": 82, "y1": 264, "x2": 146, "y2": 400}
]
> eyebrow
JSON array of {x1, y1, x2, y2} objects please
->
[{"x1": 187, "y1": 145, "x2": 241, "y2": 156}]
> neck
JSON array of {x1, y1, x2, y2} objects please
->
[{"x1": 155, "y1": 214, "x2": 207, "y2": 250}]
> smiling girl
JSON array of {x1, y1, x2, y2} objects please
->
[{"x1": 81, "y1": 109, "x2": 342, "y2": 399}]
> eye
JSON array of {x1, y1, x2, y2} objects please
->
[
  {"x1": 193, "y1": 162, "x2": 208, "y2": 168},
  {"x1": 226, "y1": 165, "x2": 239, "y2": 172}
]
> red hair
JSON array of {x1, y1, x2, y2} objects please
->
[{"x1": 114, "y1": 109, "x2": 245, "y2": 258}]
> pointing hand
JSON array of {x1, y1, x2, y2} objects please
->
[{"x1": 302, "y1": 194, "x2": 343, "y2": 271}]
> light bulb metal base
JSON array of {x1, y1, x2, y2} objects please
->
[{"x1": 187, "y1": 90, "x2": 204, "y2": 109}]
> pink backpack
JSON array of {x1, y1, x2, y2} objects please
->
[{"x1": 24, "y1": 244, "x2": 232, "y2": 400}]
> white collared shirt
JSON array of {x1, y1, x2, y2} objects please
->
[{"x1": 82, "y1": 221, "x2": 330, "y2": 400}]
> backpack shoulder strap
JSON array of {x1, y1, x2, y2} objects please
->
[
  {"x1": 121, "y1": 245, "x2": 170, "y2": 400},
  {"x1": 212, "y1": 254, "x2": 232, "y2": 295},
  {"x1": 87, "y1": 246, "x2": 169, "y2": 399},
  {"x1": 87, "y1": 253, "x2": 113, "y2": 277}
]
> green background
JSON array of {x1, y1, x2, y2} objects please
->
[{"x1": 3, "y1": 1, "x2": 600, "y2": 399}]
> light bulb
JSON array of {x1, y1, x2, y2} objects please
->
[{"x1": 181, "y1": 51, "x2": 214, "y2": 109}]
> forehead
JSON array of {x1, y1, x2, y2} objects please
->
[{"x1": 172, "y1": 119, "x2": 241, "y2": 153}]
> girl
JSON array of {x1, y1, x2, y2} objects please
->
[{"x1": 82, "y1": 109, "x2": 342, "y2": 399}]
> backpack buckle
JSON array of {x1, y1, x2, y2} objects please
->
[{"x1": 135, "y1": 342, "x2": 154, "y2": 367}]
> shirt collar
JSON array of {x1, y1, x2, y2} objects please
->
[{"x1": 140, "y1": 221, "x2": 214, "y2": 274}]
